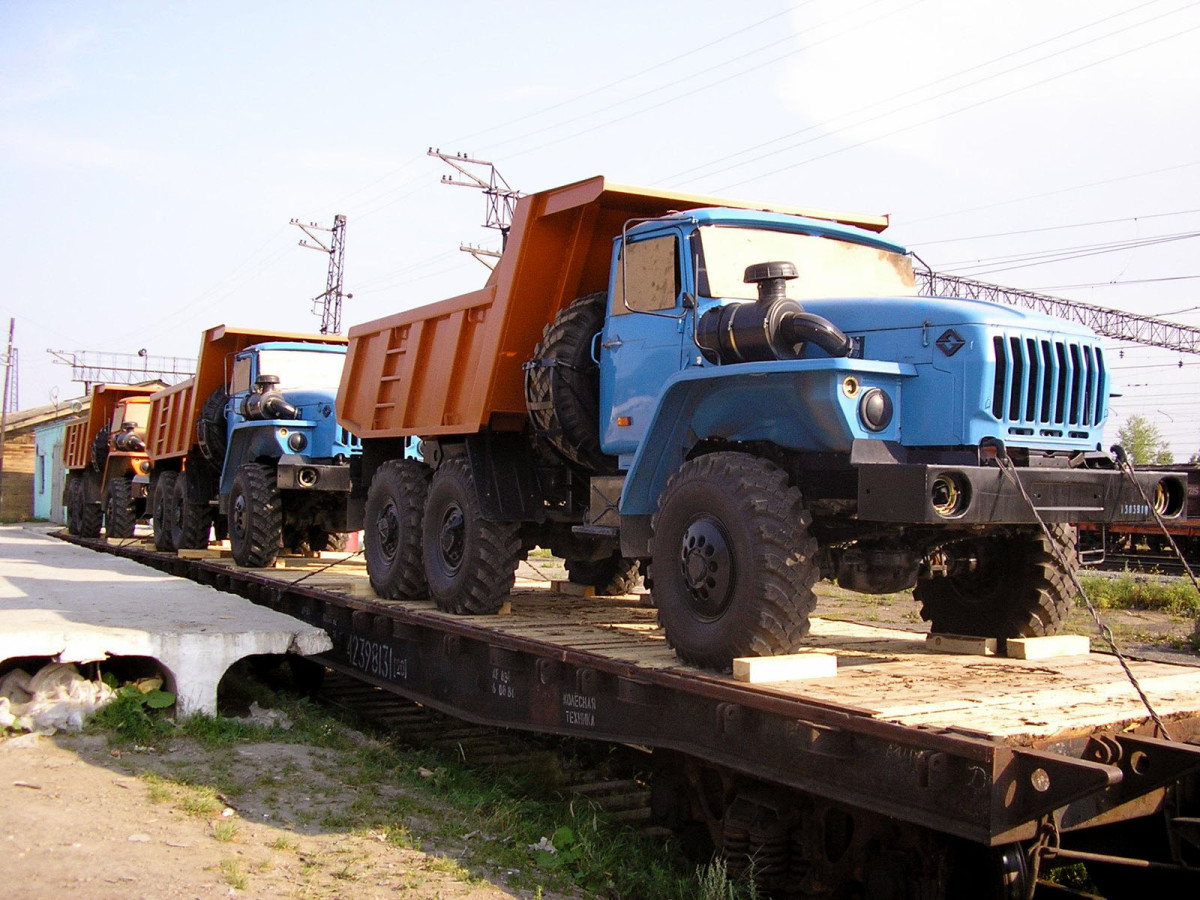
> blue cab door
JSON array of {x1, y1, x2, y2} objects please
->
[{"x1": 599, "y1": 231, "x2": 691, "y2": 462}]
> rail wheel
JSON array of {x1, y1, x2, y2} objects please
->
[
  {"x1": 365, "y1": 458, "x2": 430, "y2": 600},
  {"x1": 103, "y1": 477, "x2": 136, "y2": 539},
  {"x1": 229, "y1": 463, "x2": 283, "y2": 567},
  {"x1": 915, "y1": 525, "x2": 1075, "y2": 638},
  {"x1": 565, "y1": 554, "x2": 641, "y2": 595},
  {"x1": 171, "y1": 473, "x2": 212, "y2": 550},
  {"x1": 526, "y1": 292, "x2": 615, "y2": 472},
  {"x1": 650, "y1": 452, "x2": 819, "y2": 670},
  {"x1": 422, "y1": 457, "x2": 519, "y2": 614},
  {"x1": 152, "y1": 472, "x2": 177, "y2": 551}
]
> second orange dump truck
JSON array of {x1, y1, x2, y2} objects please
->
[{"x1": 146, "y1": 325, "x2": 358, "y2": 566}]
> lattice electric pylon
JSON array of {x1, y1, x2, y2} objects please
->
[{"x1": 290, "y1": 214, "x2": 349, "y2": 334}]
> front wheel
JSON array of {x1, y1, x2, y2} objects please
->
[
  {"x1": 422, "y1": 457, "x2": 520, "y2": 614},
  {"x1": 914, "y1": 525, "x2": 1077, "y2": 638},
  {"x1": 650, "y1": 452, "x2": 819, "y2": 671},
  {"x1": 104, "y1": 477, "x2": 136, "y2": 539},
  {"x1": 229, "y1": 463, "x2": 283, "y2": 567}
]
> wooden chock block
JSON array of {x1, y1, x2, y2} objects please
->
[
  {"x1": 925, "y1": 633, "x2": 998, "y2": 656},
  {"x1": 176, "y1": 548, "x2": 228, "y2": 560},
  {"x1": 497, "y1": 601, "x2": 512, "y2": 616},
  {"x1": 551, "y1": 580, "x2": 595, "y2": 598},
  {"x1": 1006, "y1": 635, "x2": 1090, "y2": 660},
  {"x1": 732, "y1": 653, "x2": 837, "y2": 684}
]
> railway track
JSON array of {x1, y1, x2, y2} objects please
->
[{"x1": 315, "y1": 669, "x2": 657, "y2": 829}]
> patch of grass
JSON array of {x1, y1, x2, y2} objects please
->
[
  {"x1": 88, "y1": 689, "x2": 176, "y2": 745},
  {"x1": 212, "y1": 819, "x2": 240, "y2": 842},
  {"x1": 695, "y1": 857, "x2": 761, "y2": 900},
  {"x1": 270, "y1": 836, "x2": 298, "y2": 852},
  {"x1": 1079, "y1": 572, "x2": 1200, "y2": 617},
  {"x1": 218, "y1": 858, "x2": 247, "y2": 890}
]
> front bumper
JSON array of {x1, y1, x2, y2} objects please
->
[
  {"x1": 277, "y1": 456, "x2": 352, "y2": 493},
  {"x1": 857, "y1": 463, "x2": 1186, "y2": 525}
]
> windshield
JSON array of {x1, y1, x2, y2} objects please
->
[
  {"x1": 697, "y1": 225, "x2": 916, "y2": 301},
  {"x1": 255, "y1": 348, "x2": 345, "y2": 391}
]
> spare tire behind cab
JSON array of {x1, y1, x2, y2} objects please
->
[{"x1": 525, "y1": 292, "x2": 615, "y2": 474}]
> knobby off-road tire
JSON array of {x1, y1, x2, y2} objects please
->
[
  {"x1": 526, "y1": 292, "x2": 614, "y2": 473},
  {"x1": 566, "y1": 554, "x2": 641, "y2": 595},
  {"x1": 152, "y1": 472, "x2": 177, "y2": 551},
  {"x1": 65, "y1": 474, "x2": 83, "y2": 535},
  {"x1": 914, "y1": 524, "x2": 1077, "y2": 638},
  {"x1": 308, "y1": 529, "x2": 348, "y2": 553},
  {"x1": 423, "y1": 457, "x2": 520, "y2": 615},
  {"x1": 78, "y1": 474, "x2": 102, "y2": 538},
  {"x1": 196, "y1": 388, "x2": 228, "y2": 466},
  {"x1": 650, "y1": 452, "x2": 820, "y2": 671},
  {"x1": 171, "y1": 473, "x2": 213, "y2": 551},
  {"x1": 229, "y1": 463, "x2": 283, "y2": 568},
  {"x1": 365, "y1": 459, "x2": 431, "y2": 600},
  {"x1": 103, "y1": 477, "x2": 137, "y2": 539}
]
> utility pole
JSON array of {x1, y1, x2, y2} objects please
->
[
  {"x1": 0, "y1": 318, "x2": 14, "y2": 502},
  {"x1": 428, "y1": 149, "x2": 521, "y2": 267},
  {"x1": 290, "y1": 214, "x2": 349, "y2": 334}
]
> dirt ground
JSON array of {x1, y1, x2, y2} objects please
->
[
  {"x1": 3, "y1": 566, "x2": 1197, "y2": 900},
  {"x1": 0, "y1": 730, "x2": 572, "y2": 900}
]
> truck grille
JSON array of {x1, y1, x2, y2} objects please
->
[
  {"x1": 991, "y1": 335, "x2": 1106, "y2": 433},
  {"x1": 339, "y1": 427, "x2": 362, "y2": 449}
]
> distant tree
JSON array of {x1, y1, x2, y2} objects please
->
[{"x1": 1116, "y1": 414, "x2": 1173, "y2": 465}]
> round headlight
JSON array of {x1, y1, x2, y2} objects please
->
[
  {"x1": 858, "y1": 388, "x2": 893, "y2": 432},
  {"x1": 287, "y1": 432, "x2": 308, "y2": 452}
]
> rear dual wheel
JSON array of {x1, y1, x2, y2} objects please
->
[
  {"x1": 364, "y1": 459, "x2": 431, "y2": 600},
  {"x1": 423, "y1": 458, "x2": 520, "y2": 615},
  {"x1": 152, "y1": 472, "x2": 177, "y2": 551}
]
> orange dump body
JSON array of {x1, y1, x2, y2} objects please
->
[
  {"x1": 62, "y1": 383, "x2": 163, "y2": 471},
  {"x1": 147, "y1": 324, "x2": 347, "y2": 462},
  {"x1": 337, "y1": 176, "x2": 888, "y2": 439}
]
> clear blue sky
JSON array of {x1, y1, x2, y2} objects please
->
[{"x1": 3, "y1": 1, "x2": 1200, "y2": 455}]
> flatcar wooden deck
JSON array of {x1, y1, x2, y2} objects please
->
[{"x1": 204, "y1": 551, "x2": 1200, "y2": 748}]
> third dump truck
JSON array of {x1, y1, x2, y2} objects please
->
[{"x1": 337, "y1": 177, "x2": 1186, "y2": 670}]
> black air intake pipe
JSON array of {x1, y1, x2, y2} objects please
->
[
  {"x1": 241, "y1": 374, "x2": 299, "y2": 421},
  {"x1": 697, "y1": 261, "x2": 854, "y2": 364},
  {"x1": 112, "y1": 421, "x2": 146, "y2": 453}
]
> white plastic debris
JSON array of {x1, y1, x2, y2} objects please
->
[
  {"x1": 528, "y1": 836, "x2": 557, "y2": 855},
  {"x1": 0, "y1": 662, "x2": 115, "y2": 734},
  {"x1": 243, "y1": 701, "x2": 292, "y2": 730}
]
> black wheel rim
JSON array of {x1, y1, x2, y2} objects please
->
[
  {"x1": 376, "y1": 503, "x2": 399, "y2": 563},
  {"x1": 437, "y1": 502, "x2": 465, "y2": 575},
  {"x1": 678, "y1": 516, "x2": 734, "y2": 619}
]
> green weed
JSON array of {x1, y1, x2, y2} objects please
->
[{"x1": 1078, "y1": 573, "x2": 1200, "y2": 616}]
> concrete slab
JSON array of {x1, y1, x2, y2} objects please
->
[{"x1": 0, "y1": 526, "x2": 332, "y2": 716}]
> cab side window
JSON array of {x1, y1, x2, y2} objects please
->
[
  {"x1": 612, "y1": 235, "x2": 679, "y2": 315},
  {"x1": 230, "y1": 355, "x2": 253, "y2": 394}
]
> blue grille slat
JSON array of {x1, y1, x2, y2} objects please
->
[{"x1": 990, "y1": 331, "x2": 1104, "y2": 434}]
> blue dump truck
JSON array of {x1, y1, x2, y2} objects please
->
[
  {"x1": 147, "y1": 325, "x2": 360, "y2": 567},
  {"x1": 337, "y1": 177, "x2": 1185, "y2": 670}
]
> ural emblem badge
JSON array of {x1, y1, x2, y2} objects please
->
[{"x1": 935, "y1": 329, "x2": 966, "y2": 357}]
